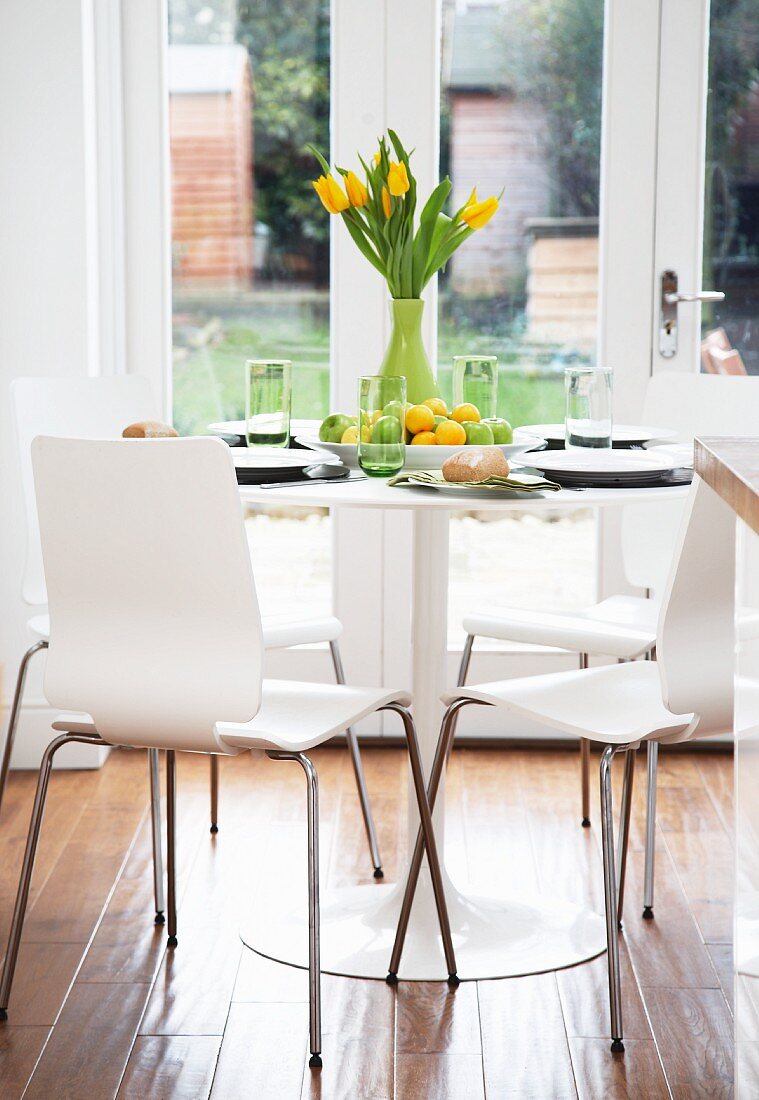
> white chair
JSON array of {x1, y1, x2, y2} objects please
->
[
  {"x1": 391, "y1": 475, "x2": 735, "y2": 1052},
  {"x1": 0, "y1": 436, "x2": 457, "y2": 1069},
  {"x1": 460, "y1": 370, "x2": 759, "y2": 846},
  {"x1": 3, "y1": 376, "x2": 384, "y2": 880}
]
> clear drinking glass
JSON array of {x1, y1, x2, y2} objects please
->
[
  {"x1": 245, "y1": 359, "x2": 292, "y2": 447},
  {"x1": 565, "y1": 367, "x2": 612, "y2": 449},
  {"x1": 358, "y1": 376, "x2": 406, "y2": 477},
  {"x1": 452, "y1": 355, "x2": 498, "y2": 419}
]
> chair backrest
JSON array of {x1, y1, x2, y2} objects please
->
[
  {"x1": 11, "y1": 375, "x2": 159, "y2": 606},
  {"x1": 621, "y1": 371, "x2": 759, "y2": 594},
  {"x1": 32, "y1": 436, "x2": 263, "y2": 753},
  {"x1": 656, "y1": 475, "x2": 735, "y2": 739}
]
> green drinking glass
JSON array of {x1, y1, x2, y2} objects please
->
[
  {"x1": 452, "y1": 355, "x2": 498, "y2": 419},
  {"x1": 358, "y1": 375, "x2": 406, "y2": 477},
  {"x1": 245, "y1": 359, "x2": 292, "y2": 447}
]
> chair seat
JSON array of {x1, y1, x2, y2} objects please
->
[
  {"x1": 261, "y1": 614, "x2": 342, "y2": 650},
  {"x1": 54, "y1": 681, "x2": 411, "y2": 755},
  {"x1": 27, "y1": 613, "x2": 50, "y2": 642},
  {"x1": 445, "y1": 660, "x2": 693, "y2": 745},
  {"x1": 219, "y1": 681, "x2": 410, "y2": 752},
  {"x1": 462, "y1": 595, "x2": 658, "y2": 659}
]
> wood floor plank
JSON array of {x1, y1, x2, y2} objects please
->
[
  {"x1": 617, "y1": 845, "x2": 721, "y2": 990},
  {"x1": 4, "y1": 942, "x2": 84, "y2": 1026},
  {"x1": 708, "y1": 943, "x2": 735, "y2": 1015},
  {"x1": 644, "y1": 986, "x2": 734, "y2": 1100},
  {"x1": 0, "y1": 746, "x2": 737, "y2": 1100},
  {"x1": 0, "y1": 1025, "x2": 50, "y2": 1100},
  {"x1": 568, "y1": 1037, "x2": 669, "y2": 1100},
  {"x1": 118, "y1": 1034, "x2": 222, "y2": 1099},
  {"x1": 395, "y1": 1053, "x2": 485, "y2": 1100},
  {"x1": 478, "y1": 973, "x2": 577, "y2": 1099},
  {"x1": 23, "y1": 981, "x2": 149, "y2": 1100},
  {"x1": 301, "y1": 974, "x2": 395, "y2": 1100},
  {"x1": 211, "y1": 1003, "x2": 307, "y2": 1100},
  {"x1": 396, "y1": 981, "x2": 481, "y2": 1054},
  {"x1": 557, "y1": 940, "x2": 652, "y2": 1041}
]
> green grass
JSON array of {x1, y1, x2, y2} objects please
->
[{"x1": 172, "y1": 297, "x2": 566, "y2": 435}]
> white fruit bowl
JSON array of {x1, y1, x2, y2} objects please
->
[{"x1": 295, "y1": 428, "x2": 545, "y2": 471}]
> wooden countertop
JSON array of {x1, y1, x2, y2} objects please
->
[{"x1": 695, "y1": 437, "x2": 759, "y2": 536}]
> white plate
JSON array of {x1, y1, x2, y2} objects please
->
[
  {"x1": 209, "y1": 419, "x2": 321, "y2": 440},
  {"x1": 295, "y1": 428, "x2": 545, "y2": 471},
  {"x1": 232, "y1": 449, "x2": 325, "y2": 472},
  {"x1": 521, "y1": 423, "x2": 678, "y2": 446},
  {"x1": 531, "y1": 447, "x2": 689, "y2": 477}
]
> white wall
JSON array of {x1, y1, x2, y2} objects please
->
[{"x1": 0, "y1": 1, "x2": 106, "y2": 766}]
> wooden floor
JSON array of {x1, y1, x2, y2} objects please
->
[{"x1": 0, "y1": 745, "x2": 734, "y2": 1099}]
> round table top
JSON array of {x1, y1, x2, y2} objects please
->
[{"x1": 238, "y1": 474, "x2": 690, "y2": 513}]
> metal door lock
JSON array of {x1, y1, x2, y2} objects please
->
[{"x1": 659, "y1": 269, "x2": 725, "y2": 358}]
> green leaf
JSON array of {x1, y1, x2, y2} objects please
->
[
  {"x1": 422, "y1": 225, "x2": 474, "y2": 287},
  {"x1": 342, "y1": 212, "x2": 387, "y2": 278},
  {"x1": 307, "y1": 143, "x2": 331, "y2": 176}
]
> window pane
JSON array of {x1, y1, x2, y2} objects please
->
[
  {"x1": 168, "y1": 1, "x2": 330, "y2": 433},
  {"x1": 438, "y1": 0, "x2": 603, "y2": 426},
  {"x1": 167, "y1": 2, "x2": 332, "y2": 623},
  {"x1": 701, "y1": 4, "x2": 759, "y2": 375},
  {"x1": 440, "y1": 0, "x2": 604, "y2": 647}
]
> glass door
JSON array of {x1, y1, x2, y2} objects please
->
[
  {"x1": 166, "y1": 2, "x2": 335, "y2": 656},
  {"x1": 438, "y1": 0, "x2": 602, "y2": 673},
  {"x1": 700, "y1": 4, "x2": 759, "y2": 375}
]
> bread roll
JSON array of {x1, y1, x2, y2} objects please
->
[
  {"x1": 122, "y1": 420, "x2": 179, "y2": 439},
  {"x1": 442, "y1": 446, "x2": 510, "y2": 483}
]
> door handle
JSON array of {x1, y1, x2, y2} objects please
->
[{"x1": 659, "y1": 269, "x2": 725, "y2": 358}]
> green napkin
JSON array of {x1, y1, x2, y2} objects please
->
[{"x1": 388, "y1": 470, "x2": 561, "y2": 493}]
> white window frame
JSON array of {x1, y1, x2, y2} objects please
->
[{"x1": 113, "y1": 0, "x2": 696, "y2": 733}]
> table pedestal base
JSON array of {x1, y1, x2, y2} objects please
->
[{"x1": 240, "y1": 870, "x2": 607, "y2": 981}]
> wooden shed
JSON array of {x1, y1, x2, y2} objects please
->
[
  {"x1": 443, "y1": 4, "x2": 551, "y2": 296},
  {"x1": 169, "y1": 44, "x2": 254, "y2": 291}
]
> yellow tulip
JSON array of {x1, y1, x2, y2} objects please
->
[
  {"x1": 461, "y1": 194, "x2": 499, "y2": 229},
  {"x1": 312, "y1": 174, "x2": 350, "y2": 215},
  {"x1": 382, "y1": 186, "x2": 392, "y2": 218},
  {"x1": 387, "y1": 160, "x2": 410, "y2": 197},
  {"x1": 372, "y1": 151, "x2": 381, "y2": 166},
  {"x1": 344, "y1": 170, "x2": 368, "y2": 208}
]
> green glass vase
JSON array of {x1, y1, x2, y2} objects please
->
[{"x1": 378, "y1": 299, "x2": 440, "y2": 404}]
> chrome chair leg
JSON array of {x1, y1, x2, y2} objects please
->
[
  {"x1": 0, "y1": 640, "x2": 48, "y2": 816},
  {"x1": 209, "y1": 755, "x2": 219, "y2": 834},
  {"x1": 600, "y1": 744, "x2": 625, "y2": 1053},
  {"x1": 457, "y1": 635, "x2": 474, "y2": 686},
  {"x1": 329, "y1": 640, "x2": 383, "y2": 879},
  {"x1": 387, "y1": 697, "x2": 489, "y2": 981},
  {"x1": 616, "y1": 747, "x2": 636, "y2": 927},
  {"x1": 643, "y1": 740, "x2": 658, "y2": 919},
  {"x1": 267, "y1": 750, "x2": 322, "y2": 1069},
  {"x1": 382, "y1": 703, "x2": 458, "y2": 985},
  {"x1": 579, "y1": 653, "x2": 591, "y2": 827},
  {"x1": 166, "y1": 750, "x2": 178, "y2": 948},
  {"x1": 148, "y1": 748, "x2": 165, "y2": 925},
  {"x1": 0, "y1": 731, "x2": 105, "y2": 1018}
]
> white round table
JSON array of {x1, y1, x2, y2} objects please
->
[{"x1": 238, "y1": 473, "x2": 689, "y2": 981}]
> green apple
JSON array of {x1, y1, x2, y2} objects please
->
[
  {"x1": 462, "y1": 421, "x2": 495, "y2": 446},
  {"x1": 382, "y1": 400, "x2": 405, "y2": 423},
  {"x1": 482, "y1": 417, "x2": 513, "y2": 444},
  {"x1": 319, "y1": 414, "x2": 354, "y2": 443},
  {"x1": 372, "y1": 415, "x2": 403, "y2": 444},
  {"x1": 433, "y1": 415, "x2": 447, "y2": 428}
]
